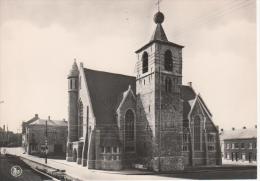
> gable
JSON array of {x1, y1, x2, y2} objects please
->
[{"x1": 189, "y1": 96, "x2": 218, "y2": 132}]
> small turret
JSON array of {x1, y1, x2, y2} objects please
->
[
  {"x1": 68, "y1": 60, "x2": 79, "y2": 78},
  {"x1": 68, "y1": 60, "x2": 79, "y2": 92},
  {"x1": 67, "y1": 60, "x2": 79, "y2": 161}
]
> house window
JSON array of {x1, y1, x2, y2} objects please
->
[
  {"x1": 112, "y1": 155, "x2": 116, "y2": 160},
  {"x1": 249, "y1": 143, "x2": 253, "y2": 149},
  {"x1": 226, "y1": 143, "x2": 230, "y2": 149},
  {"x1": 242, "y1": 153, "x2": 246, "y2": 161},
  {"x1": 125, "y1": 109, "x2": 134, "y2": 142},
  {"x1": 142, "y1": 52, "x2": 148, "y2": 73},
  {"x1": 183, "y1": 145, "x2": 188, "y2": 151},
  {"x1": 164, "y1": 50, "x2": 173, "y2": 71},
  {"x1": 235, "y1": 143, "x2": 239, "y2": 149},
  {"x1": 208, "y1": 145, "x2": 215, "y2": 151},
  {"x1": 165, "y1": 77, "x2": 172, "y2": 93},
  {"x1": 78, "y1": 101, "x2": 83, "y2": 138},
  {"x1": 227, "y1": 153, "x2": 230, "y2": 159},
  {"x1": 106, "y1": 155, "x2": 112, "y2": 160},
  {"x1": 232, "y1": 143, "x2": 235, "y2": 149},
  {"x1": 106, "y1": 147, "x2": 111, "y2": 153},
  {"x1": 194, "y1": 116, "x2": 201, "y2": 151},
  {"x1": 241, "y1": 143, "x2": 245, "y2": 149},
  {"x1": 101, "y1": 146, "x2": 105, "y2": 153},
  {"x1": 113, "y1": 146, "x2": 117, "y2": 153}
]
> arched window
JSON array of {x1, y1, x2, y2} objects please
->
[
  {"x1": 78, "y1": 101, "x2": 83, "y2": 138},
  {"x1": 125, "y1": 109, "x2": 134, "y2": 141},
  {"x1": 164, "y1": 50, "x2": 173, "y2": 71},
  {"x1": 142, "y1": 52, "x2": 148, "y2": 73},
  {"x1": 165, "y1": 77, "x2": 172, "y2": 93},
  {"x1": 194, "y1": 116, "x2": 201, "y2": 151}
]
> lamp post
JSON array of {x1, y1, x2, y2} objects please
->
[
  {"x1": 45, "y1": 117, "x2": 49, "y2": 164},
  {"x1": 0, "y1": 101, "x2": 4, "y2": 153}
]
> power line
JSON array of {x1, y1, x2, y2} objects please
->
[{"x1": 173, "y1": 0, "x2": 254, "y2": 40}]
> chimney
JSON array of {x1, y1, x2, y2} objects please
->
[
  {"x1": 35, "y1": 114, "x2": 38, "y2": 118},
  {"x1": 255, "y1": 125, "x2": 257, "y2": 128},
  {"x1": 221, "y1": 128, "x2": 224, "y2": 132},
  {"x1": 188, "y1": 82, "x2": 192, "y2": 87},
  {"x1": 232, "y1": 127, "x2": 235, "y2": 131},
  {"x1": 243, "y1": 126, "x2": 246, "y2": 129}
]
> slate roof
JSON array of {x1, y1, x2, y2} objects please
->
[
  {"x1": 221, "y1": 128, "x2": 257, "y2": 140},
  {"x1": 25, "y1": 115, "x2": 39, "y2": 125},
  {"x1": 135, "y1": 22, "x2": 183, "y2": 53},
  {"x1": 150, "y1": 24, "x2": 168, "y2": 42},
  {"x1": 84, "y1": 68, "x2": 136, "y2": 146},
  {"x1": 29, "y1": 119, "x2": 67, "y2": 127},
  {"x1": 181, "y1": 85, "x2": 196, "y2": 120},
  {"x1": 84, "y1": 68, "x2": 136, "y2": 124}
]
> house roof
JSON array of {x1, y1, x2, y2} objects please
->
[
  {"x1": 220, "y1": 128, "x2": 257, "y2": 140},
  {"x1": 25, "y1": 115, "x2": 39, "y2": 125},
  {"x1": 29, "y1": 119, "x2": 67, "y2": 127},
  {"x1": 84, "y1": 68, "x2": 136, "y2": 126}
]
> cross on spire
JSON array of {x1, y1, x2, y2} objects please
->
[{"x1": 155, "y1": 0, "x2": 162, "y2": 12}]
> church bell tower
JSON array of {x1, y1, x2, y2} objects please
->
[{"x1": 135, "y1": 11, "x2": 184, "y2": 171}]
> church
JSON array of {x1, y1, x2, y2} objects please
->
[{"x1": 66, "y1": 11, "x2": 222, "y2": 172}]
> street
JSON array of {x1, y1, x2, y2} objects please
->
[
  {"x1": 1, "y1": 147, "x2": 257, "y2": 180},
  {"x1": 0, "y1": 154, "x2": 53, "y2": 181},
  {"x1": 159, "y1": 167, "x2": 257, "y2": 180}
]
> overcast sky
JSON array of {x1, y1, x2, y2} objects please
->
[{"x1": 0, "y1": 0, "x2": 257, "y2": 132}]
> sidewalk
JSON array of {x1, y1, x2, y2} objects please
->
[
  {"x1": 222, "y1": 159, "x2": 257, "y2": 166},
  {"x1": 3, "y1": 147, "x2": 256, "y2": 180},
  {"x1": 4, "y1": 147, "x2": 172, "y2": 180}
]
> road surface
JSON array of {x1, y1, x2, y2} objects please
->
[
  {"x1": 2, "y1": 147, "x2": 257, "y2": 180},
  {"x1": 0, "y1": 154, "x2": 53, "y2": 181}
]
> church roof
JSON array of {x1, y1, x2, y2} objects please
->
[
  {"x1": 84, "y1": 69, "x2": 136, "y2": 146},
  {"x1": 84, "y1": 68, "x2": 136, "y2": 126},
  {"x1": 181, "y1": 85, "x2": 213, "y2": 121},
  {"x1": 150, "y1": 24, "x2": 168, "y2": 42},
  {"x1": 220, "y1": 128, "x2": 257, "y2": 140},
  {"x1": 181, "y1": 85, "x2": 196, "y2": 120}
]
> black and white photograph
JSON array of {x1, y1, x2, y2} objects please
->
[{"x1": 0, "y1": 0, "x2": 258, "y2": 180}]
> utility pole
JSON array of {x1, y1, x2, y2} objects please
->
[{"x1": 45, "y1": 117, "x2": 49, "y2": 164}]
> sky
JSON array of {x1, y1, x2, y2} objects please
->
[{"x1": 0, "y1": 0, "x2": 257, "y2": 132}]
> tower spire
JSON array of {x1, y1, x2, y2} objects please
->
[{"x1": 150, "y1": 10, "x2": 168, "y2": 42}]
